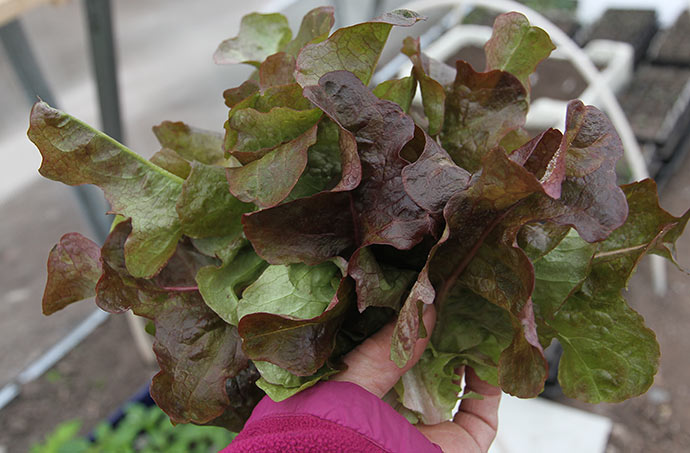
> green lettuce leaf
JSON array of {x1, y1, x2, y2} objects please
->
[
  {"x1": 395, "y1": 348, "x2": 462, "y2": 424},
  {"x1": 295, "y1": 9, "x2": 424, "y2": 87},
  {"x1": 223, "y1": 82, "x2": 317, "y2": 163},
  {"x1": 226, "y1": 125, "x2": 318, "y2": 208},
  {"x1": 552, "y1": 291, "x2": 658, "y2": 404},
  {"x1": 196, "y1": 247, "x2": 268, "y2": 326},
  {"x1": 152, "y1": 121, "x2": 226, "y2": 166},
  {"x1": 484, "y1": 12, "x2": 555, "y2": 93},
  {"x1": 191, "y1": 233, "x2": 247, "y2": 265},
  {"x1": 401, "y1": 37, "x2": 448, "y2": 135},
  {"x1": 224, "y1": 106, "x2": 322, "y2": 157},
  {"x1": 254, "y1": 360, "x2": 340, "y2": 402},
  {"x1": 284, "y1": 6, "x2": 335, "y2": 56},
  {"x1": 237, "y1": 262, "x2": 341, "y2": 320},
  {"x1": 373, "y1": 75, "x2": 417, "y2": 113},
  {"x1": 149, "y1": 148, "x2": 192, "y2": 179},
  {"x1": 29, "y1": 102, "x2": 183, "y2": 278},
  {"x1": 532, "y1": 229, "x2": 595, "y2": 322},
  {"x1": 176, "y1": 163, "x2": 253, "y2": 238},
  {"x1": 431, "y1": 287, "x2": 513, "y2": 377},
  {"x1": 398, "y1": 286, "x2": 512, "y2": 422},
  {"x1": 548, "y1": 180, "x2": 689, "y2": 402},
  {"x1": 214, "y1": 12, "x2": 292, "y2": 66},
  {"x1": 285, "y1": 119, "x2": 346, "y2": 199}
]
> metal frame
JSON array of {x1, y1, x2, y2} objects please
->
[
  {"x1": 1, "y1": 0, "x2": 122, "y2": 243},
  {"x1": 0, "y1": 0, "x2": 150, "y2": 412}
]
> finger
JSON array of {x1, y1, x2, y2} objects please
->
[
  {"x1": 452, "y1": 367, "x2": 501, "y2": 452},
  {"x1": 331, "y1": 303, "x2": 436, "y2": 398},
  {"x1": 416, "y1": 422, "x2": 480, "y2": 453}
]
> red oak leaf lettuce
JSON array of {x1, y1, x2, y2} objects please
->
[{"x1": 32, "y1": 8, "x2": 689, "y2": 430}]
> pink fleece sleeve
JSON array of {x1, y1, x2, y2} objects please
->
[{"x1": 220, "y1": 381, "x2": 442, "y2": 453}]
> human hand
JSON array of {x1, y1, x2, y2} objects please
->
[{"x1": 331, "y1": 304, "x2": 501, "y2": 453}]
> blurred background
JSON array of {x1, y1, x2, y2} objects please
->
[{"x1": 1, "y1": 0, "x2": 689, "y2": 451}]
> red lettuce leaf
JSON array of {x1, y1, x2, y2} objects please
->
[
  {"x1": 243, "y1": 191, "x2": 357, "y2": 265},
  {"x1": 259, "y1": 52, "x2": 296, "y2": 88},
  {"x1": 402, "y1": 126, "x2": 470, "y2": 213},
  {"x1": 203, "y1": 363, "x2": 265, "y2": 432},
  {"x1": 141, "y1": 290, "x2": 250, "y2": 425},
  {"x1": 42, "y1": 233, "x2": 102, "y2": 315},
  {"x1": 440, "y1": 61, "x2": 528, "y2": 172},
  {"x1": 332, "y1": 126, "x2": 362, "y2": 192},
  {"x1": 223, "y1": 81, "x2": 260, "y2": 109},
  {"x1": 509, "y1": 128, "x2": 564, "y2": 198},
  {"x1": 92, "y1": 221, "x2": 259, "y2": 425},
  {"x1": 304, "y1": 70, "x2": 436, "y2": 250},
  {"x1": 525, "y1": 101, "x2": 628, "y2": 242},
  {"x1": 347, "y1": 246, "x2": 417, "y2": 312},
  {"x1": 238, "y1": 273, "x2": 354, "y2": 376},
  {"x1": 390, "y1": 291, "x2": 429, "y2": 367},
  {"x1": 95, "y1": 221, "x2": 215, "y2": 313},
  {"x1": 393, "y1": 148, "x2": 549, "y2": 389}
]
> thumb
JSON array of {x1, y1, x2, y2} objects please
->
[{"x1": 331, "y1": 303, "x2": 436, "y2": 398}]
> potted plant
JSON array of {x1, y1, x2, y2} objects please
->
[{"x1": 29, "y1": 5, "x2": 689, "y2": 431}]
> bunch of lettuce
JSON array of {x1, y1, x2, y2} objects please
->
[{"x1": 30, "y1": 6, "x2": 689, "y2": 429}]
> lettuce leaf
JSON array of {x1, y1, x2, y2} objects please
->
[
  {"x1": 29, "y1": 102, "x2": 184, "y2": 278},
  {"x1": 33, "y1": 8, "x2": 690, "y2": 428}
]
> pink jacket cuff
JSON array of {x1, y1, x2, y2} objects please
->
[{"x1": 220, "y1": 380, "x2": 442, "y2": 452}]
